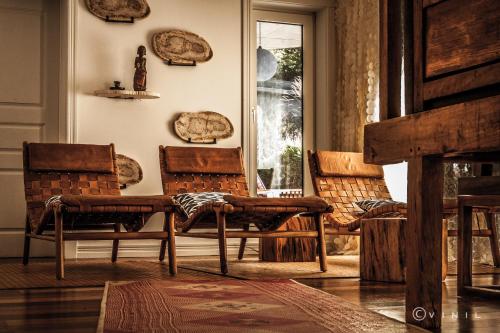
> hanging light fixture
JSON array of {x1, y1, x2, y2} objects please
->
[{"x1": 257, "y1": 22, "x2": 277, "y2": 82}]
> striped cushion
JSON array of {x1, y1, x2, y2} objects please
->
[
  {"x1": 355, "y1": 199, "x2": 404, "y2": 212},
  {"x1": 174, "y1": 192, "x2": 229, "y2": 218}
]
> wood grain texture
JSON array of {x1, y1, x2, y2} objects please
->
[
  {"x1": 405, "y1": 156, "x2": 443, "y2": 329},
  {"x1": 379, "y1": 0, "x2": 403, "y2": 120},
  {"x1": 424, "y1": 0, "x2": 500, "y2": 78},
  {"x1": 260, "y1": 216, "x2": 317, "y2": 262},
  {"x1": 423, "y1": 62, "x2": 500, "y2": 101},
  {"x1": 458, "y1": 176, "x2": 500, "y2": 196},
  {"x1": 364, "y1": 95, "x2": 500, "y2": 164},
  {"x1": 360, "y1": 218, "x2": 406, "y2": 282}
]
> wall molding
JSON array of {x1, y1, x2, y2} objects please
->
[{"x1": 77, "y1": 239, "x2": 259, "y2": 258}]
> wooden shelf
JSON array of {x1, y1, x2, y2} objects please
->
[{"x1": 94, "y1": 89, "x2": 160, "y2": 99}]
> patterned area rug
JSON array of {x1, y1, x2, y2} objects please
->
[
  {"x1": 179, "y1": 255, "x2": 500, "y2": 279},
  {"x1": 179, "y1": 255, "x2": 360, "y2": 279},
  {"x1": 0, "y1": 259, "x2": 221, "y2": 289},
  {"x1": 98, "y1": 279, "x2": 419, "y2": 333}
]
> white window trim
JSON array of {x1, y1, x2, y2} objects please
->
[{"x1": 241, "y1": 0, "x2": 336, "y2": 196}]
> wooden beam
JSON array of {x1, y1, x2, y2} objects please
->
[
  {"x1": 379, "y1": 0, "x2": 403, "y2": 120},
  {"x1": 405, "y1": 156, "x2": 443, "y2": 329},
  {"x1": 424, "y1": 63, "x2": 500, "y2": 101},
  {"x1": 364, "y1": 95, "x2": 500, "y2": 164},
  {"x1": 458, "y1": 176, "x2": 500, "y2": 196}
]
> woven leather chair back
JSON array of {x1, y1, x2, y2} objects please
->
[
  {"x1": 23, "y1": 142, "x2": 120, "y2": 230},
  {"x1": 307, "y1": 150, "x2": 392, "y2": 226},
  {"x1": 159, "y1": 146, "x2": 249, "y2": 197}
]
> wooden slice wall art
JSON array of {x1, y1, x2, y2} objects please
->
[
  {"x1": 174, "y1": 111, "x2": 234, "y2": 143},
  {"x1": 116, "y1": 154, "x2": 143, "y2": 188},
  {"x1": 152, "y1": 30, "x2": 213, "y2": 65},
  {"x1": 85, "y1": 0, "x2": 150, "y2": 23}
]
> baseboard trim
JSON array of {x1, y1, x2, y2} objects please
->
[{"x1": 76, "y1": 239, "x2": 259, "y2": 259}]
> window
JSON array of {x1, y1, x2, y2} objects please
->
[{"x1": 250, "y1": 11, "x2": 314, "y2": 198}]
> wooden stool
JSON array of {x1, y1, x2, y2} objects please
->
[
  {"x1": 260, "y1": 216, "x2": 316, "y2": 262},
  {"x1": 457, "y1": 177, "x2": 500, "y2": 297},
  {"x1": 360, "y1": 218, "x2": 448, "y2": 282}
]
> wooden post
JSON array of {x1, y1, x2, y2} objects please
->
[
  {"x1": 314, "y1": 213, "x2": 327, "y2": 272},
  {"x1": 54, "y1": 209, "x2": 65, "y2": 280},
  {"x1": 457, "y1": 199, "x2": 473, "y2": 296},
  {"x1": 159, "y1": 214, "x2": 168, "y2": 262},
  {"x1": 216, "y1": 210, "x2": 228, "y2": 274},
  {"x1": 111, "y1": 224, "x2": 120, "y2": 263},
  {"x1": 406, "y1": 156, "x2": 443, "y2": 328},
  {"x1": 379, "y1": 0, "x2": 403, "y2": 120},
  {"x1": 485, "y1": 212, "x2": 500, "y2": 267},
  {"x1": 166, "y1": 212, "x2": 177, "y2": 275},
  {"x1": 22, "y1": 216, "x2": 31, "y2": 265},
  {"x1": 238, "y1": 224, "x2": 249, "y2": 260}
]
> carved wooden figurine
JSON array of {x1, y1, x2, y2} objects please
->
[{"x1": 133, "y1": 46, "x2": 147, "y2": 91}]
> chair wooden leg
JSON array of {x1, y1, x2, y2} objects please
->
[
  {"x1": 22, "y1": 216, "x2": 31, "y2": 265},
  {"x1": 458, "y1": 202, "x2": 472, "y2": 296},
  {"x1": 54, "y1": 209, "x2": 65, "y2": 280},
  {"x1": 216, "y1": 211, "x2": 228, "y2": 274},
  {"x1": 485, "y1": 212, "x2": 500, "y2": 267},
  {"x1": 166, "y1": 212, "x2": 177, "y2": 275},
  {"x1": 314, "y1": 213, "x2": 328, "y2": 272},
  {"x1": 238, "y1": 224, "x2": 249, "y2": 260},
  {"x1": 159, "y1": 214, "x2": 168, "y2": 262},
  {"x1": 111, "y1": 224, "x2": 120, "y2": 263}
]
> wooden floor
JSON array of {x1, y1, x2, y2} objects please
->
[{"x1": 0, "y1": 258, "x2": 498, "y2": 333}]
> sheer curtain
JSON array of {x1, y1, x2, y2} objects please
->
[
  {"x1": 331, "y1": 0, "x2": 379, "y2": 153},
  {"x1": 328, "y1": 0, "x2": 379, "y2": 254}
]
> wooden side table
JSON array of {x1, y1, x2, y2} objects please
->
[
  {"x1": 360, "y1": 217, "x2": 448, "y2": 282},
  {"x1": 260, "y1": 216, "x2": 316, "y2": 262}
]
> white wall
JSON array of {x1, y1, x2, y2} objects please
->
[
  {"x1": 383, "y1": 162, "x2": 407, "y2": 202},
  {"x1": 74, "y1": 0, "x2": 245, "y2": 257}
]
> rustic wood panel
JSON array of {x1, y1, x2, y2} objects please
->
[
  {"x1": 424, "y1": 0, "x2": 500, "y2": 78},
  {"x1": 405, "y1": 156, "x2": 443, "y2": 329},
  {"x1": 260, "y1": 216, "x2": 316, "y2": 262},
  {"x1": 360, "y1": 218, "x2": 406, "y2": 282},
  {"x1": 364, "y1": 95, "x2": 500, "y2": 165},
  {"x1": 423, "y1": 62, "x2": 500, "y2": 101}
]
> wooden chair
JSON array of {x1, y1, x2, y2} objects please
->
[
  {"x1": 158, "y1": 146, "x2": 333, "y2": 274},
  {"x1": 23, "y1": 142, "x2": 177, "y2": 279},
  {"x1": 458, "y1": 176, "x2": 500, "y2": 296},
  {"x1": 307, "y1": 150, "x2": 406, "y2": 235},
  {"x1": 308, "y1": 150, "x2": 499, "y2": 269}
]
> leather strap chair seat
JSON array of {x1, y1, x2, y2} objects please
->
[
  {"x1": 159, "y1": 146, "x2": 333, "y2": 274},
  {"x1": 23, "y1": 143, "x2": 177, "y2": 279}
]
